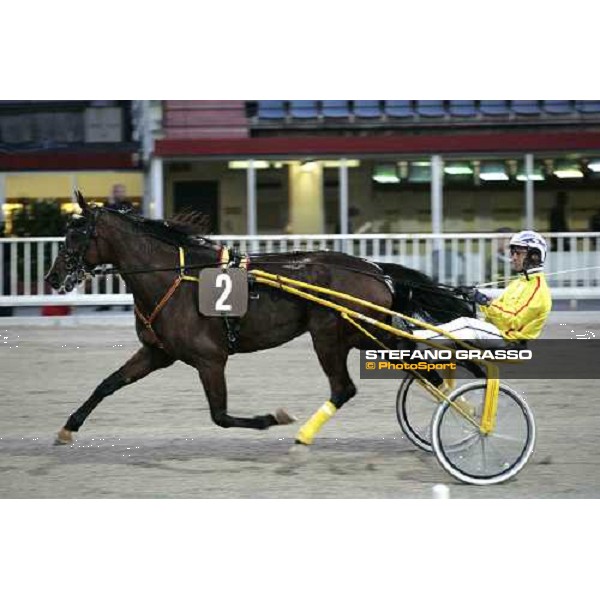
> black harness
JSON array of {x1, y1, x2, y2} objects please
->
[
  {"x1": 222, "y1": 248, "x2": 246, "y2": 354},
  {"x1": 58, "y1": 208, "x2": 247, "y2": 353}
]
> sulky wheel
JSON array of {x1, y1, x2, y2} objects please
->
[
  {"x1": 431, "y1": 381, "x2": 535, "y2": 485},
  {"x1": 396, "y1": 361, "x2": 484, "y2": 452}
]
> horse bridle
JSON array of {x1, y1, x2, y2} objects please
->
[{"x1": 60, "y1": 209, "x2": 100, "y2": 291}]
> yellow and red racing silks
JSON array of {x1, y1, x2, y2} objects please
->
[{"x1": 480, "y1": 271, "x2": 552, "y2": 340}]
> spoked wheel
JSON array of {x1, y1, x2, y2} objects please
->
[
  {"x1": 396, "y1": 361, "x2": 484, "y2": 452},
  {"x1": 431, "y1": 382, "x2": 535, "y2": 485}
]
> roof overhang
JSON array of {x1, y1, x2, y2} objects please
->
[
  {"x1": 155, "y1": 131, "x2": 600, "y2": 160},
  {"x1": 0, "y1": 149, "x2": 139, "y2": 171}
]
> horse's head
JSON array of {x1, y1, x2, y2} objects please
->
[{"x1": 45, "y1": 191, "x2": 102, "y2": 292}]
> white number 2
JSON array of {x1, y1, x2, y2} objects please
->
[{"x1": 215, "y1": 273, "x2": 233, "y2": 311}]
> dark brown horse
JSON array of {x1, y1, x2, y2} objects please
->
[{"x1": 45, "y1": 192, "x2": 472, "y2": 446}]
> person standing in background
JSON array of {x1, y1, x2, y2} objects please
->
[
  {"x1": 106, "y1": 183, "x2": 134, "y2": 212},
  {"x1": 589, "y1": 207, "x2": 600, "y2": 249},
  {"x1": 549, "y1": 191, "x2": 570, "y2": 251}
]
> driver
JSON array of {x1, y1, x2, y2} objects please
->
[{"x1": 412, "y1": 230, "x2": 552, "y2": 342}]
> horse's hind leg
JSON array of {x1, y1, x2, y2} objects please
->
[
  {"x1": 56, "y1": 344, "x2": 175, "y2": 444},
  {"x1": 197, "y1": 361, "x2": 295, "y2": 430},
  {"x1": 295, "y1": 328, "x2": 356, "y2": 445}
]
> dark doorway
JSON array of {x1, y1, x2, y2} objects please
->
[{"x1": 173, "y1": 180, "x2": 220, "y2": 234}]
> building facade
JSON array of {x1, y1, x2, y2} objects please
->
[
  {"x1": 3, "y1": 100, "x2": 600, "y2": 237},
  {"x1": 137, "y1": 100, "x2": 600, "y2": 237}
]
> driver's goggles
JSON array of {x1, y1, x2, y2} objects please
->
[{"x1": 509, "y1": 245, "x2": 527, "y2": 255}]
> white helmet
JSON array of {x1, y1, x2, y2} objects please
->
[{"x1": 509, "y1": 230, "x2": 548, "y2": 265}]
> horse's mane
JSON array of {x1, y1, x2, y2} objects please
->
[
  {"x1": 166, "y1": 209, "x2": 212, "y2": 236},
  {"x1": 103, "y1": 208, "x2": 215, "y2": 249}
]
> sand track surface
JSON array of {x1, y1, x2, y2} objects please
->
[{"x1": 1, "y1": 313, "x2": 598, "y2": 498}]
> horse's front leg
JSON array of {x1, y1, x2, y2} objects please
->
[
  {"x1": 197, "y1": 361, "x2": 295, "y2": 430},
  {"x1": 56, "y1": 344, "x2": 175, "y2": 444},
  {"x1": 294, "y1": 322, "x2": 357, "y2": 446}
]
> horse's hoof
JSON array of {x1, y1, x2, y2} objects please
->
[
  {"x1": 274, "y1": 408, "x2": 297, "y2": 425},
  {"x1": 55, "y1": 428, "x2": 74, "y2": 445}
]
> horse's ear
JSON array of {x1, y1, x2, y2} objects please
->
[{"x1": 75, "y1": 190, "x2": 90, "y2": 215}]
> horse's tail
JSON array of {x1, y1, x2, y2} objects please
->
[{"x1": 376, "y1": 261, "x2": 474, "y2": 324}]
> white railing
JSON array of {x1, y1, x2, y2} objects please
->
[{"x1": 1, "y1": 232, "x2": 599, "y2": 307}]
